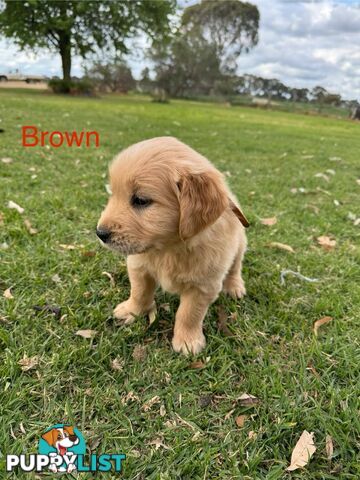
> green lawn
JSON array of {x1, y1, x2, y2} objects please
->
[{"x1": 0, "y1": 89, "x2": 359, "y2": 479}]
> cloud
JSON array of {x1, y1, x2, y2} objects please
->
[
  {"x1": 238, "y1": 0, "x2": 360, "y2": 99},
  {"x1": 0, "y1": 0, "x2": 359, "y2": 99}
]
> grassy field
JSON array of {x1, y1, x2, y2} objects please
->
[{"x1": 0, "y1": 89, "x2": 359, "y2": 479}]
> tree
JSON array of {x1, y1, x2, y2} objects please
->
[
  {"x1": 0, "y1": 0, "x2": 175, "y2": 89},
  {"x1": 182, "y1": 0, "x2": 259, "y2": 70},
  {"x1": 86, "y1": 61, "x2": 135, "y2": 93},
  {"x1": 152, "y1": 32, "x2": 223, "y2": 97}
]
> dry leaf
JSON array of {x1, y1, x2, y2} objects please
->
[
  {"x1": 325, "y1": 434, "x2": 334, "y2": 459},
  {"x1": 82, "y1": 250, "x2": 96, "y2": 257},
  {"x1": 356, "y1": 179, "x2": 360, "y2": 186},
  {"x1": 314, "y1": 173, "x2": 330, "y2": 182},
  {"x1": 235, "y1": 415, "x2": 248, "y2": 428},
  {"x1": 59, "y1": 244, "x2": 76, "y2": 250},
  {"x1": 260, "y1": 217, "x2": 277, "y2": 226},
  {"x1": 24, "y1": 219, "x2": 38, "y2": 235},
  {"x1": 102, "y1": 271, "x2": 115, "y2": 287},
  {"x1": 7, "y1": 200, "x2": 24, "y2": 214},
  {"x1": 238, "y1": 393, "x2": 259, "y2": 406},
  {"x1": 3, "y1": 287, "x2": 14, "y2": 299},
  {"x1": 51, "y1": 274, "x2": 61, "y2": 283},
  {"x1": 75, "y1": 329, "x2": 97, "y2": 339},
  {"x1": 142, "y1": 395, "x2": 161, "y2": 412},
  {"x1": 121, "y1": 391, "x2": 139, "y2": 405},
  {"x1": 18, "y1": 355, "x2": 38, "y2": 371},
  {"x1": 188, "y1": 360, "x2": 205, "y2": 369},
  {"x1": 217, "y1": 306, "x2": 233, "y2": 337},
  {"x1": 317, "y1": 236, "x2": 336, "y2": 251},
  {"x1": 132, "y1": 344, "x2": 147, "y2": 362},
  {"x1": 313, "y1": 316, "x2": 332, "y2": 336},
  {"x1": 248, "y1": 430, "x2": 257, "y2": 440},
  {"x1": 287, "y1": 430, "x2": 316, "y2": 471},
  {"x1": 110, "y1": 357, "x2": 124, "y2": 371},
  {"x1": 160, "y1": 404, "x2": 166, "y2": 417},
  {"x1": 1, "y1": 157, "x2": 13, "y2": 164},
  {"x1": 268, "y1": 242, "x2": 294, "y2": 253},
  {"x1": 148, "y1": 437, "x2": 170, "y2": 450}
]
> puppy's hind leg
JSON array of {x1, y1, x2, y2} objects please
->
[
  {"x1": 222, "y1": 243, "x2": 246, "y2": 299},
  {"x1": 114, "y1": 259, "x2": 156, "y2": 325}
]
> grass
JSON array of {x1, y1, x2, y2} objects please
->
[{"x1": 0, "y1": 89, "x2": 359, "y2": 479}]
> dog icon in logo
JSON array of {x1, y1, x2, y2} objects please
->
[{"x1": 39, "y1": 424, "x2": 85, "y2": 473}]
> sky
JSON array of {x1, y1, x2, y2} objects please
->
[{"x1": 0, "y1": 0, "x2": 359, "y2": 100}]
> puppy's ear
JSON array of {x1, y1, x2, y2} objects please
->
[
  {"x1": 229, "y1": 199, "x2": 250, "y2": 228},
  {"x1": 41, "y1": 429, "x2": 58, "y2": 446},
  {"x1": 178, "y1": 170, "x2": 229, "y2": 240}
]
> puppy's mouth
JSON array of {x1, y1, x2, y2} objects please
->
[{"x1": 99, "y1": 238, "x2": 148, "y2": 256}]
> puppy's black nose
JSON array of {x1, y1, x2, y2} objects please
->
[{"x1": 96, "y1": 226, "x2": 111, "y2": 243}]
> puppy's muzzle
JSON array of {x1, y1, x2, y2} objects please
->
[{"x1": 96, "y1": 226, "x2": 111, "y2": 243}]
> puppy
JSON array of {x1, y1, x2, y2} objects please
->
[{"x1": 97, "y1": 137, "x2": 249, "y2": 354}]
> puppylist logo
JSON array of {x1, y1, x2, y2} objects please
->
[{"x1": 6, "y1": 424, "x2": 126, "y2": 474}]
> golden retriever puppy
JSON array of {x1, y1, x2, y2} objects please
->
[{"x1": 97, "y1": 137, "x2": 249, "y2": 354}]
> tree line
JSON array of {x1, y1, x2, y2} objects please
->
[{"x1": 0, "y1": 0, "x2": 358, "y2": 111}]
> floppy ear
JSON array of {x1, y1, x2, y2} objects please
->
[
  {"x1": 41, "y1": 429, "x2": 58, "y2": 447},
  {"x1": 178, "y1": 170, "x2": 229, "y2": 240},
  {"x1": 64, "y1": 425, "x2": 74, "y2": 436},
  {"x1": 229, "y1": 199, "x2": 250, "y2": 228}
]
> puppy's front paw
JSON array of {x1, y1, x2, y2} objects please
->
[
  {"x1": 223, "y1": 275, "x2": 246, "y2": 299},
  {"x1": 113, "y1": 300, "x2": 155, "y2": 325},
  {"x1": 172, "y1": 328, "x2": 206, "y2": 355},
  {"x1": 113, "y1": 300, "x2": 140, "y2": 325}
]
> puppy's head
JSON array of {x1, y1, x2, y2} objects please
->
[{"x1": 97, "y1": 137, "x2": 247, "y2": 254}]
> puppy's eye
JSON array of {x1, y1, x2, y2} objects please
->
[{"x1": 130, "y1": 194, "x2": 153, "y2": 209}]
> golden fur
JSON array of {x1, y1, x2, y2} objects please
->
[{"x1": 97, "y1": 137, "x2": 248, "y2": 354}]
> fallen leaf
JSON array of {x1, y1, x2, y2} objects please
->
[
  {"x1": 160, "y1": 404, "x2": 166, "y2": 417},
  {"x1": 313, "y1": 316, "x2": 332, "y2": 336},
  {"x1": 121, "y1": 391, "x2": 139, "y2": 405},
  {"x1": 1, "y1": 157, "x2": 13, "y2": 164},
  {"x1": 248, "y1": 430, "x2": 257, "y2": 440},
  {"x1": 235, "y1": 415, "x2": 248, "y2": 428},
  {"x1": 314, "y1": 173, "x2": 330, "y2": 182},
  {"x1": 317, "y1": 236, "x2": 336, "y2": 251},
  {"x1": 325, "y1": 434, "x2": 334, "y2": 459},
  {"x1": 1, "y1": 242, "x2": 9, "y2": 250},
  {"x1": 24, "y1": 219, "x2": 38, "y2": 235},
  {"x1": 287, "y1": 430, "x2": 316, "y2": 471},
  {"x1": 102, "y1": 271, "x2": 115, "y2": 287},
  {"x1": 132, "y1": 344, "x2": 147, "y2": 362},
  {"x1": 59, "y1": 244, "x2": 76, "y2": 250},
  {"x1": 110, "y1": 357, "x2": 124, "y2": 371},
  {"x1": 356, "y1": 179, "x2": 360, "y2": 186},
  {"x1": 18, "y1": 355, "x2": 38, "y2": 371},
  {"x1": 260, "y1": 217, "x2": 277, "y2": 226},
  {"x1": 354, "y1": 218, "x2": 360, "y2": 226},
  {"x1": 238, "y1": 393, "x2": 259, "y2": 406},
  {"x1": 3, "y1": 287, "x2": 14, "y2": 299},
  {"x1": 217, "y1": 306, "x2": 233, "y2": 337},
  {"x1": 7, "y1": 200, "x2": 24, "y2": 214},
  {"x1": 33, "y1": 305, "x2": 61, "y2": 319},
  {"x1": 268, "y1": 242, "x2": 294, "y2": 253},
  {"x1": 148, "y1": 437, "x2": 170, "y2": 450},
  {"x1": 326, "y1": 169, "x2": 335, "y2": 176},
  {"x1": 188, "y1": 361, "x2": 205, "y2": 369},
  {"x1": 82, "y1": 251, "x2": 96, "y2": 257},
  {"x1": 51, "y1": 274, "x2": 61, "y2": 283},
  {"x1": 142, "y1": 395, "x2": 161, "y2": 412},
  {"x1": 75, "y1": 329, "x2": 97, "y2": 339}
]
